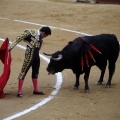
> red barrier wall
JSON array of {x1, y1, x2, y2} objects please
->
[{"x1": 96, "y1": 0, "x2": 120, "y2": 4}]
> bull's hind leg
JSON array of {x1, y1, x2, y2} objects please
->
[
  {"x1": 97, "y1": 66, "x2": 106, "y2": 85},
  {"x1": 106, "y1": 62, "x2": 115, "y2": 88}
]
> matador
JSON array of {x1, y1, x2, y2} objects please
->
[{"x1": 9, "y1": 26, "x2": 51, "y2": 97}]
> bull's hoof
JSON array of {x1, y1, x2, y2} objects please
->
[
  {"x1": 73, "y1": 86, "x2": 79, "y2": 90},
  {"x1": 84, "y1": 89, "x2": 89, "y2": 93},
  {"x1": 97, "y1": 82, "x2": 102, "y2": 85},
  {"x1": 105, "y1": 84, "x2": 111, "y2": 88}
]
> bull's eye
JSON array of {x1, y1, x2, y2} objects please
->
[
  {"x1": 50, "y1": 60, "x2": 55, "y2": 64},
  {"x1": 53, "y1": 61, "x2": 56, "y2": 64}
]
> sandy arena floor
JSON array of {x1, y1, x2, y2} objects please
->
[{"x1": 0, "y1": 0, "x2": 120, "y2": 120}]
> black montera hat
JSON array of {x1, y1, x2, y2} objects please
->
[{"x1": 40, "y1": 26, "x2": 51, "y2": 35}]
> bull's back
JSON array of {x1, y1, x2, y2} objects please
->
[{"x1": 84, "y1": 34, "x2": 119, "y2": 62}]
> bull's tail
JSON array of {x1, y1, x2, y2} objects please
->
[
  {"x1": 119, "y1": 42, "x2": 120, "y2": 51},
  {"x1": 108, "y1": 40, "x2": 119, "y2": 81}
]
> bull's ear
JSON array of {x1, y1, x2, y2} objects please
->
[
  {"x1": 43, "y1": 52, "x2": 53, "y2": 56},
  {"x1": 68, "y1": 41, "x2": 73, "y2": 44}
]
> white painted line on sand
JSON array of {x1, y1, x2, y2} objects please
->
[{"x1": 0, "y1": 17, "x2": 91, "y2": 36}]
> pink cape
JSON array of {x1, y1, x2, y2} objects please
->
[{"x1": 0, "y1": 38, "x2": 12, "y2": 99}]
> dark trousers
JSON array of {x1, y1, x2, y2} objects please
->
[{"x1": 18, "y1": 47, "x2": 40, "y2": 80}]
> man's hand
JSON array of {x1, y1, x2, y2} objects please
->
[{"x1": 8, "y1": 46, "x2": 12, "y2": 51}]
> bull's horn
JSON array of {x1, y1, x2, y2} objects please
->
[
  {"x1": 52, "y1": 54, "x2": 63, "y2": 61},
  {"x1": 43, "y1": 52, "x2": 53, "y2": 56}
]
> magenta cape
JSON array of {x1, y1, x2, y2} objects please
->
[{"x1": 0, "y1": 38, "x2": 12, "y2": 99}]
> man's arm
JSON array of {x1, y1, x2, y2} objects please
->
[{"x1": 8, "y1": 30, "x2": 31, "y2": 51}]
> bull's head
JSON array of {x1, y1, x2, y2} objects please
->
[{"x1": 43, "y1": 51, "x2": 64, "y2": 75}]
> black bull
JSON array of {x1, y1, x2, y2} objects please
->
[{"x1": 44, "y1": 34, "x2": 119, "y2": 92}]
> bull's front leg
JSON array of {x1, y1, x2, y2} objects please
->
[
  {"x1": 74, "y1": 73, "x2": 80, "y2": 90},
  {"x1": 84, "y1": 68, "x2": 91, "y2": 92}
]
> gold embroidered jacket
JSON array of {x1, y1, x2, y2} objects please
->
[{"x1": 9, "y1": 29, "x2": 42, "y2": 50}]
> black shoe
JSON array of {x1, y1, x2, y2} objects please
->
[
  {"x1": 33, "y1": 91, "x2": 45, "y2": 95},
  {"x1": 17, "y1": 93, "x2": 22, "y2": 98}
]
